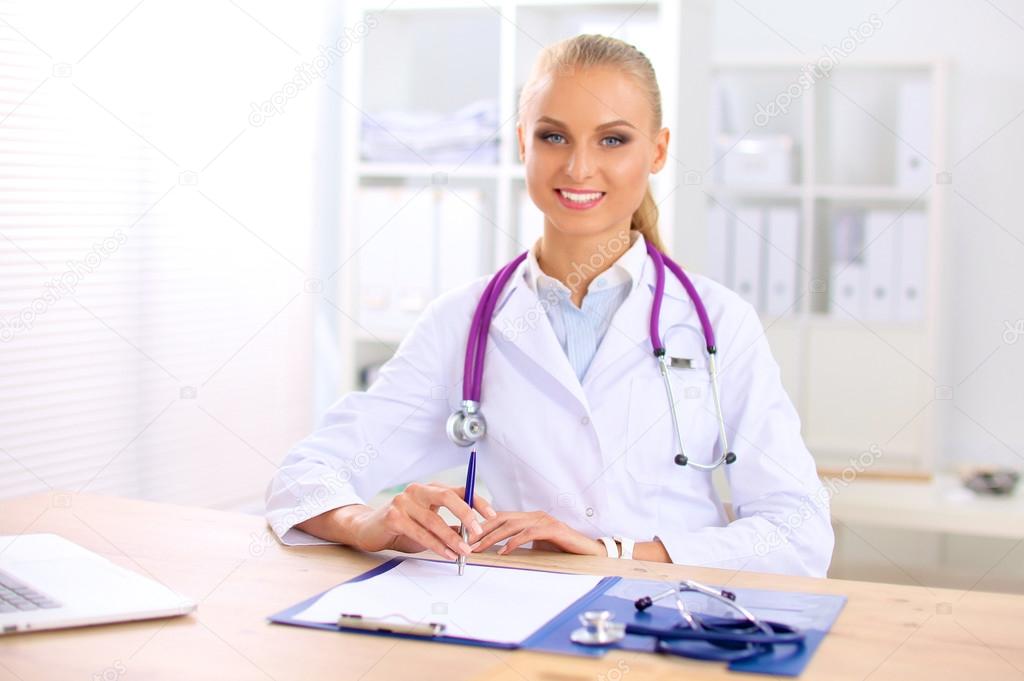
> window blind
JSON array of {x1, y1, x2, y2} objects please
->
[{"x1": 0, "y1": 1, "x2": 324, "y2": 509}]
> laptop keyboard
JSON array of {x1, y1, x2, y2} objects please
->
[{"x1": 0, "y1": 570, "x2": 62, "y2": 612}]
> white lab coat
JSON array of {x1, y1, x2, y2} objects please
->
[{"x1": 265, "y1": 254, "x2": 834, "y2": 577}]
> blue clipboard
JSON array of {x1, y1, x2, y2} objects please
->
[{"x1": 267, "y1": 557, "x2": 845, "y2": 676}]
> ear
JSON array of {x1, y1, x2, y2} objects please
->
[
  {"x1": 651, "y1": 127, "x2": 670, "y2": 174},
  {"x1": 516, "y1": 122, "x2": 526, "y2": 162}
]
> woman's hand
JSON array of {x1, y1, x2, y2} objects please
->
[
  {"x1": 469, "y1": 511, "x2": 605, "y2": 557},
  {"x1": 348, "y1": 482, "x2": 496, "y2": 558}
]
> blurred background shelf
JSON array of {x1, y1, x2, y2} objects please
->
[{"x1": 700, "y1": 57, "x2": 948, "y2": 475}]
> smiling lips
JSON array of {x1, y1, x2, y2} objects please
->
[{"x1": 555, "y1": 188, "x2": 606, "y2": 210}]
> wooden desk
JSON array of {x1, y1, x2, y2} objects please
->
[{"x1": 1, "y1": 492, "x2": 1022, "y2": 681}]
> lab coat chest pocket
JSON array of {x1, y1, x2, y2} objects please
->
[{"x1": 624, "y1": 324, "x2": 714, "y2": 486}]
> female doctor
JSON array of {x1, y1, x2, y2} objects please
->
[{"x1": 266, "y1": 35, "x2": 834, "y2": 577}]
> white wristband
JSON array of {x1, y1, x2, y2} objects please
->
[
  {"x1": 598, "y1": 536, "x2": 618, "y2": 558},
  {"x1": 613, "y1": 535, "x2": 635, "y2": 560}
]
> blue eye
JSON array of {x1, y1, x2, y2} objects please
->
[{"x1": 539, "y1": 132, "x2": 626, "y2": 147}]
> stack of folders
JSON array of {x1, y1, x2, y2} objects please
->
[
  {"x1": 707, "y1": 204, "x2": 801, "y2": 317},
  {"x1": 355, "y1": 186, "x2": 486, "y2": 336},
  {"x1": 830, "y1": 210, "x2": 927, "y2": 322}
]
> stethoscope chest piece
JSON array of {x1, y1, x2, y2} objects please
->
[
  {"x1": 446, "y1": 400, "x2": 487, "y2": 447},
  {"x1": 571, "y1": 610, "x2": 626, "y2": 646}
]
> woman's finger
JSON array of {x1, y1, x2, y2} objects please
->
[
  {"x1": 468, "y1": 514, "x2": 512, "y2": 551},
  {"x1": 436, "y1": 488, "x2": 484, "y2": 539},
  {"x1": 444, "y1": 485, "x2": 497, "y2": 522},
  {"x1": 498, "y1": 525, "x2": 541, "y2": 555},
  {"x1": 469, "y1": 512, "x2": 521, "y2": 550},
  {"x1": 406, "y1": 484, "x2": 480, "y2": 539},
  {"x1": 472, "y1": 516, "x2": 537, "y2": 552},
  {"x1": 394, "y1": 513, "x2": 458, "y2": 560},
  {"x1": 406, "y1": 503, "x2": 472, "y2": 556}
]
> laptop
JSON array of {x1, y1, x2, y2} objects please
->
[{"x1": 0, "y1": 533, "x2": 197, "y2": 635}]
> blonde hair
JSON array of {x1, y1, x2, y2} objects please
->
[{"x1": 518, "y1": 34, "x2": 666, "y2": 252}]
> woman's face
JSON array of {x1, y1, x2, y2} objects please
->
[{"x1": 517, "y1": 65, "x2": 670, "y2": 240}]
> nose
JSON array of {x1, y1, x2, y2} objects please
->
[{"x1": 566, "y1": 145, "x2": 595, "y2": 182}]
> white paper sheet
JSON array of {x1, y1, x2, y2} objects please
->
[{"x1": 292, "y1": 559, "x2": 603, "y2": 645}]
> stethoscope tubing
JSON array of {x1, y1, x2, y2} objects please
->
[
  {"x1": 650, "y1": 242, "x2": 717, "y2": 351},
  {"x1": 624, "y1": 621, "x2": 805, "y2": 647},
  {"x1": 465, "y1": 252, "x2": 527, "y2": 403}
]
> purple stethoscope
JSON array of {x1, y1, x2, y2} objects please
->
[{"x1": 446, "y1": 239, "x2": 736, "y2": 471}]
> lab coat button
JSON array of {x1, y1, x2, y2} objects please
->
[
  {"x1": 580, "y1": 416, "x2": 590, "y2": 426},
  {"x1": 585, "y1": 507, "x2": 595, "y2": 517}
]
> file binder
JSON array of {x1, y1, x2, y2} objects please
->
[
  {"x1": 897, "y1": 79, "x2": 932, "y2": 189},
  {"x1": 707, "y1": 203, "x2": 732, "y2": 287},
  {"x1": 896, "y1": 211, "x2": 927, "y2": 321},
  {"x1": 732, "y1": 207, "x2": 765, "y2": 310},
  {"x1": 864, "y1": 210, "x2": 899, "y2": 321},
  {"x1": 830, "y1": 210, "x2": 866, "y2": 319},
  {"x1": 764, "y1": 207, "x2": 800, "y2": 316}
]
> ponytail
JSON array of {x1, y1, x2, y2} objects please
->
[{"x1": 630, "y1": 184, "x2": 665, "y2": 252}]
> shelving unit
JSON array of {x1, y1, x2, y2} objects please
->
[{"x1": 702, "y1": 58, "x2": 949, "y2": 473}]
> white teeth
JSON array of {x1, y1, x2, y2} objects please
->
[{"x1": 559, "y1": 189, "x2": 603, "y2": 203}]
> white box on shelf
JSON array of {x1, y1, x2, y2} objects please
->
[
  {"x1": 355, "y1": 186, "x2": 396, "y2": 320},
  {"x1": 896, "y1": 79, "x2": 932, "y2": 189},
  {"x1": 895, "y1": 210, "x2": 928, "y2": 321},
  {"x1": 863, "y1": 211, "x2": 899, "y2": 321},
  {"x1": 437, "y1": 188, "x2": 485, "y2": 295},
  {"x1": 830, "y1": 210, "x2": 867, "y2": 320},
  {"x1": 356, "y1": 186, "x2": 435, "y2": 335},
  {"x1": 764, "y1": 206, "x2": 800, "y2": 316},
  {"x1": 706, "y1": 203, "x2": 732, "y2": 287},
  {"x1": 715, "y1": 133, "x2": 796, "y2": 186},
  {"x1": 393, "y1": 191, "x2": 434, "y2": 321},
  {"x1": 731, "y1": 207, "x2": 764, "y2": 310}
]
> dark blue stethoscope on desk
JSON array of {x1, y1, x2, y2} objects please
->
[
  {"x1": 446, "y1": 239, "x2": 738, "y2": 470},
  {"x1": 570, "y1": 579, "x2": 805, "y2": 662}
]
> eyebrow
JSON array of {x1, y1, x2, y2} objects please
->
[{"x1": 535, "y1": 116, "x2": 636, "y2": 131}]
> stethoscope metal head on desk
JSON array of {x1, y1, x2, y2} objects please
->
[
  {"x1": 447, "y1": 240, "x2": 738, "y2": 470},
  {"x1": 570, "y1": 579, "x2": 805, "y2": 662}
]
